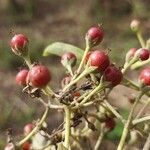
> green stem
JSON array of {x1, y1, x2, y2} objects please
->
[
  {"x1": 103, "y1": 100, "x2": 125, "y2": 123},
  {"x1": 16, "y1": 107, "x2": 49, "y2": 147},
  {"x1": 94, "y1": 127, "x2": 105, "y2": 150},
  {"x1": 90, "y1": 73, "x2": 97, "y2": 83},
  {"x1": 63, "y1": 66, "x2": 96, "y2": 92},
  {"x1": 135, "y1": 98, "x2": 150, "y2": 119},
  {"x1": 133, "y1": 115, "x2": 150, "y2": 126},
  {"x1": 77, "y1": 45, "x2": 90, "y2": 74},
  {"x1": 122, "y1": 77, "x2": 150, "y2": 98},
  {"x1": 142, "y1": 133, "x2": 150, "y2": 150},
  {"x1": 117, "y1": 92, "x2": 143, "y2": 150},
  {"x1": 66, "y1": 65, "x2": 74, "y2": 77},
  {"x1": 43, "y1": 86, "x2": 55, "y2": 96},
  {"x1": 122, "y1": 77, "x2": 139, "y2": 91},
  {"x1": 71, "y1": 92, "x2": 89, "y2": 106},
  {"x1": 71, "y1": 135, "x2": 83, "y2": 150},
  {"x1": 80, "y1": 83, "x2": 105, "y2": 105},
  {"x1": 131, "y1": 58, "x2": 150, "y2": 70},
  {"x1": 122, "y1": 57, "x2": 138, "y2": 74},
  {"x1": 23, "y1": 55, "x2": 32, "y2": 69},
  {"x1": 136, "y1": 31, "x2": 146, "y2": 48},
  {"x1": 64, "y1": 106, "x2": 71, "y2": 149}
]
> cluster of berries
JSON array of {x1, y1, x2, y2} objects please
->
[{"x1": 4, "y1": 19, "x2": 150, "y2": 150}]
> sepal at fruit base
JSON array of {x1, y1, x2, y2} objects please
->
[
  {"x1": 85, "y1": 26, "x2": 104, "y2": 48},
  {"x1": 12, "y1": 44, "x2": 29, "y2": 57}
]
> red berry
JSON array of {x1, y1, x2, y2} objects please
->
[
  {"x1": 61, "y1": 52, "x2": 77, "y2": 67},
  {"x1": 22, "y1": 141, "x2": 31, "y2": 150},
  {"x1": 73, "y1": 92, "x2": 81, "y2": 97},
  {"x1": 28, "y1": 65, "x2": 51, "y2": 88},
  {"x1": 88, "y1": 50, "x2": 110, "y2": 72},
  {"x1": 139, "y1": 67, "x2": 150, "y2": 86},
  {"x1": 104, "y1": 117, "x2": 116, "y2": 131},
  {"x1": 138, "y1": 48, "x2": 149, "y2": 61},
  {"x1": 104, "y1": 65, "x2": 123, "y2": 86},
  {"x1": 24, "y1": 123, "x2": 34, "y2": 136},
  {"x1": 86, "y1": 26, "x2": 104, "y2": 47},
  {"x1": 10, "y1": 34, "x2": 29, "y2": 56},
  {"x1": 61, "y1": 76, "x2": 72, "y2": 88},
  {"x1": 16, "y1": 69, "x2": 29, "y2": 86}
]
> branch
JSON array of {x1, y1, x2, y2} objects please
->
[
  {"x1": 142, "y1": 133, "x2": 150, "y2": 150},
  {"x1": 16, "y1": 107, "x2": 49, "y2": 147},
  {"x1": 132, "y1": 115, "x2": 150, "y2": 126}
]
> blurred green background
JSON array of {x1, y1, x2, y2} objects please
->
[{"x1": 0, "y1": 0, "x2": 149, "y2": 149}]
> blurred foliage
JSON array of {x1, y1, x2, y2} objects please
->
[
  {"x1": 106, "y1": 110, "x2": 129, "y2": 141},
  {"x1": 0, "y1": 0, "x2": 149, "y2": 69}
]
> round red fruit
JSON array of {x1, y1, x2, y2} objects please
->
[
  {"x1": 16, "y1": 69, "x2": 29, "y2": 86},
  {"x1": 61, "y1": 52, "x2": 77, "y2": 67},
  {"x1": 139, "y1": 67, "x2": 150, "y2": 86},
  {"x1": 24, "y1": 123, "x2": 34, "y2": 136},
  {"x1": 28, "y1": 65, "x2": 51, "y2": 88},
  {"x1": 73, "y1": 92, "x2": 81, "y2": 97},
  {"x1": 138, "y1": 48, "x2": 149, "y2": 61},
  {"x1": 104, "y1": 65, "x2": 123, "y2": 86},
  {"x1": 10, "y1": 34, "x2": 29, "y2": 56},
  {"x1": 86, "y1": 26, "x2": 104, "y2": 47},
  {"x1": 104, "y1": 117, "x2": 116, "y2": 131},
  {"x1": 88, "y1": 50, "x2": 110, "y2": 72},
  {"x1": 22, "y1": 141, "x2": 31, "y2": 150}
]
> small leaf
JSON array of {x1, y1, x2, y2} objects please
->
[
  {"x1": 43, "y1": 42, "x2": 84, "y2": 63},
  {"x1": 106, "y1": 110, "x2": 129, "y2": 141}
]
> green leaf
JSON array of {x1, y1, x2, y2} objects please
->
[
  {"x1": 106, "y1": 110, "x2": 129, "y2": 141},
  {"x1": 43, "y1": 42, "x2": 84, "y2": 63},
  {"x1": 106, "y1": 120, "x2": 123, "y2": 141}
]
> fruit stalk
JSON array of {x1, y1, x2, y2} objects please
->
[
  {"x1": 132, "y1": 115, "x2": 150, "y2": 126},
  {"x1": 63, "y1": 66, "x2": 96, "y2": 92},
  {"x1": 94, "y1": 126, "x2": 105, "y2": 150},
  {"x1": 142, "y1": 133, "x2": 150, "y2": 150},
  {"x1": 23, "y1": 55, "x2": 32, "y2": 69},
  {"x1": 136, "y1": 31, "x2": 146, "y2": 48},
  {"x1": 117, "y1": 92, "x2": 143, "y2": 150},
  {"x1": 64, "y1": 106, "x2": 71, "y2": 149},
  {"x1": 16, "y1": 107, "x2": 49, "y2": 147},
  {"x1": 131, "y1": 58, "x2": 150, "y2": 70},
  {"x1": 77, "y1": 45, "x2": 90, "y2": 74}
]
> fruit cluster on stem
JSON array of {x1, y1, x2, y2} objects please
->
[{"x1": 4, "y1": 19, "x2": 150, "y2": 150}]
